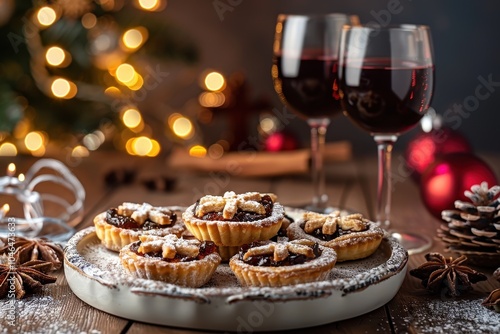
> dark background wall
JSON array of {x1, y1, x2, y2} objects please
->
[{"x1": 162, "y1": 0, "x2": 500, "y2": 155}]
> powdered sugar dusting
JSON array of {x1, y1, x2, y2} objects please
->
[
  {"x1": 64, "y1": 225, "x2": 407, "y2": 301},
  {"x1": 1, "y1": 295, "x2": 101, "y2": 334},
  {"x1": 396, "y1": 299, "x2": 500, "y2": 333}
]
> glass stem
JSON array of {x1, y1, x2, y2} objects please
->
[
  {"x1": 308, "y1": 118, "x2": 330, "y2": 210},
  {"x1": 374, "y1": 135, "x2": 397, "y2": 230}
]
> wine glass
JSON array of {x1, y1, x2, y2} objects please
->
[
  {"x1": 337, "y1": 24, "x2": 435, "y2": 254},
  {"x1": 272, "y1": 13, "x2": 357, "y2": 213}
]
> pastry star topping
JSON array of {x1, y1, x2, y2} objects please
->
[
  {"x1": 303, "y1": 211, "x2": 368, "y2": 235},
  {"x1": 0, "y1": 260, "x2": 57, "y2": 300},
  {"x1": 137, "y1": 235, "x2": 202, "y2": 259},
  {"x1": 118, "y1": 202, "x2": 174, "y2": 226},
  {"x1": 195, "y1": 191, "x2": 276, "y2": 219},
  {"x1": 0, "y1": 237, "x2": 64, "y2": 271},
  {"x1": 409, "y1": 252, "x2": 487, "y2": 297},
  {"x1": 243, "y1": 239, "x2": 316, "y2": 262}
]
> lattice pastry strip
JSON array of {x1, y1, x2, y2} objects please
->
[
  {"x1": 303, "y1": 211, "x2": 368, "y2": 235},
  {"x1": 242, "y1": 239, "x2": 316, "y2": 262},
  {"x1": 137, "y1": 235, "x2": 201, "y2": 259},
  {"x1": 195, "y1": 191, "x2": 275, "y2": 219},
  {"x1": 118, "y1": 202, "x2": 174, "y2": 226}
]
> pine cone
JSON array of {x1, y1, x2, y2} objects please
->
[{"x1": 438, "y1": 182, "x2": 500, "y2": 267}]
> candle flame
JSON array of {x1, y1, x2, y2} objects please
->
[
  {"x1": 0, "y1": 203, "x2": 10, "y2": 219},
  {"x1": 7, "y1": 163, "x2": 16, "y2": 176}
]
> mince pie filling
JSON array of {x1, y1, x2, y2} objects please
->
[
  {"x1": 193, "y1": 193, "x2": 275, "y2": 222},
  {"x1": 237, "y1": 239, "x2": 321, "y2": 267},
  {"x1": 129, "y1": 240, "x2": 217, "y2": 263},
  {"x1": 302, "y1": 212, "x2": 369, "y2": 241},
  {"x1": 105, "y1": 202, "x2": 177, "y2": 231}
]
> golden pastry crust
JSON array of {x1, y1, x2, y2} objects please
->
[
  {"x1": 229, "y1": 239, "x2": 336, "y2": 287},
  {"x1": 94, "y1": 204, "x2": 185, "y2": 252},
  {"x1": 182, "y1": 192, "x2": 284, "y2": 248},
  {"x1": 119, "y1": 235, "x2": 221, "y2": 288},
  {"x1": 287, "y1": 211, "x2": 384, "y2": 262}
]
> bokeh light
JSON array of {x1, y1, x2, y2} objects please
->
[
  {"x1": 7, "y1": 163, "x2": 16, "y2": 175},
  {"x1": 72, "y1": 145, "x2": 90, "y2": 158},
  {"x1": 122, "y1": 27, "x2": 147, "y2": 50},
  {"x1": 126, "y1": 136, "x2": 160, "y2": 157},
  {"x1": 51, "y1": 78, "x2": 77, "y2": 99},
  {"x1": 0, "y1": 143, "x2": 17, "y2": 156},
  {"x1": 189, "y1": 145, "x2": 207, "y2": 158},
  {"x1": 81, "y1": 13, "x2": 97, "y2": 29},
  {"x1": 204, "y1": 72, "x2": 226, "y2": 91},
  {"x1": 198, "y1": 92, "x2": 225, "y2": 108},
  {"x1": 122, "y1": 108, "x2": 142, "y2": 129},
  {"x1": 208, "y1": 143, "x2": 224, "y2": 159},
  {"x1": 24, "y1": 131, "x2": 45, "y2": 151},
  {"x1": 115, "y1": 63, "x2": 136, "y2": 84},
  {"x1": 136, "y1": 0, "x2": 165, "y2": 11},
  {"x1": 82, "y1": 131, "x2": 105, "y2": 151},
  {"x1": 46, "y1": 46, "x2": 67, "y2": 67},
  {"x1": 37, "y1": 7, "x2": 57, "y2": 27},
  {"x1": 172, "y1": 116, "x2": 194, "y2": 139},
  {"x1": 259, "y1": 117, "x2": 277, "y2": 134}
]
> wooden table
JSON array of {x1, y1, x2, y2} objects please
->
[{"x1": 1, "y1": 152, "x2": 499, "y2": 333}]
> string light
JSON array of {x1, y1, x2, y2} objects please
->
[
  {"x1": 189, "y1": 145, "x2": 207, "y2": 158},
  {"x1": 115, "y1": 63, "x2": 136, "y2": 83},
  {"x1": 72, "y1": 145, "x2": 90, "y2": 158},
  {"x1": 204, "y1": 72, "x2": 226, "y2": 91},
  {"x1": 24, "y1": 131, "x2": 45, "y2": 152},
  {"x1": 208, "y1": 143, "x2": 224, "y2": 159},
  {"x1": 7, "y1": 2, "x2": 171, "y2": 159},
  {"x1": 121, "y1": 108, "x2": 143, "y2": 129},
  {"x1": 114, "y1": 63, "x2": 143, "y2": 89},
  {"x1": 126, "y1": 136, "x2": 160, "y2": 157},
  {"x1": 0, "y1": 143, "x2": 17, "y2": 156},
  {"x1": 37, "y1": 7, "x2": 57, "y2": 27},
  {"x1": 199, "y1": 91, "x2": 225, "y2": 107},
  {"x1": 46, "y1": 46, "x2": 69, "y2": 67},
  {"x1": 51, "y1": 78, "x2": 77, "y2": 99},
  {"x1": 136, "y1": 0, "x2": 165, "y2": 12},
  {"x1": 171, "y1": 117, "x2": 194, "y2": 139},
  {"x1": 81, "y1": 13, "x2": 97, "y2": 29},
  {"x1": 122, "y1": 27, "x2": 148, "y2": 50}
]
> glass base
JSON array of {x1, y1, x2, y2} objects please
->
[{"x1": 390, "y1": 231, "x2": 432, "y2": 255}]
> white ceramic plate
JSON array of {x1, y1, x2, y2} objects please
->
[{"x1": 64, "y1": 208, "x2": 408, "y2": 332}]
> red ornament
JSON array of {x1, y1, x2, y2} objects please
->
[
  {"x1": 405, "y1": 128, "x2": 471, "y2": 181},
  {"x1": 420, "y1": 152, "x2": 498, "y2": 219},
  {"x1": 264, "y1": 131, "x2": 298, "y2": 152}
]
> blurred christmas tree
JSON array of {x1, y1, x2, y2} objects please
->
[{"x1": 0, "y1": 0, "x2": 197, "y2": 158}]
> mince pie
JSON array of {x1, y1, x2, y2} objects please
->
[
  {"x1": 182, "y1": 191, "x2": 284, "y2": 261},
  {"x1": 94, "y1": 202, "x2": 185, "y2": 251},
  {"x1": 119, "y1": 234, "x2": 221, "y2": 288},
  {"x1": 229, "y1": 239, "x2": 336, "y2": 287},
  {"x1": 287, "y1": 211, "x2": 384, "y2": 262}
]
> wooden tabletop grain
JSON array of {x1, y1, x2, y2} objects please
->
[{"x1": 1, "y1": 151, "x2": 499, "y2": 334}]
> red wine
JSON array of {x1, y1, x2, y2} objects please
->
[
  {"x1": 339, "y1": 58, "x2": 434, "y2": 134},
  {"x1": 273, "y1": 55, "x2": 342, "y2": 119}
]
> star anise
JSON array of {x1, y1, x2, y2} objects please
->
[
  {"x1": 410, "y1": 252, "x2": 487, "y2": 297},
  {"x1": 0, "y1": 260, "x2": 57, "y2": 299},
  {"x1": 482, "y1": 288, "x2": 500, "y2": 312},
  {"x1": 0, "y1": 236, "x2": 64, "y2": 271},
  {"x1": 482, "y1": 266, "x2": 500, "y2": 313}
]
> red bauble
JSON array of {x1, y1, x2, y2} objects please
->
[
  {"x1": 405, "y1": 128, "x2": 471, "y2": 181},
  {"x1": 420, "y1": 152, "x2": 498, "y2": 219},
  {"x1": 264, "y1": 131, "x2": 298, "y2": 152}
]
